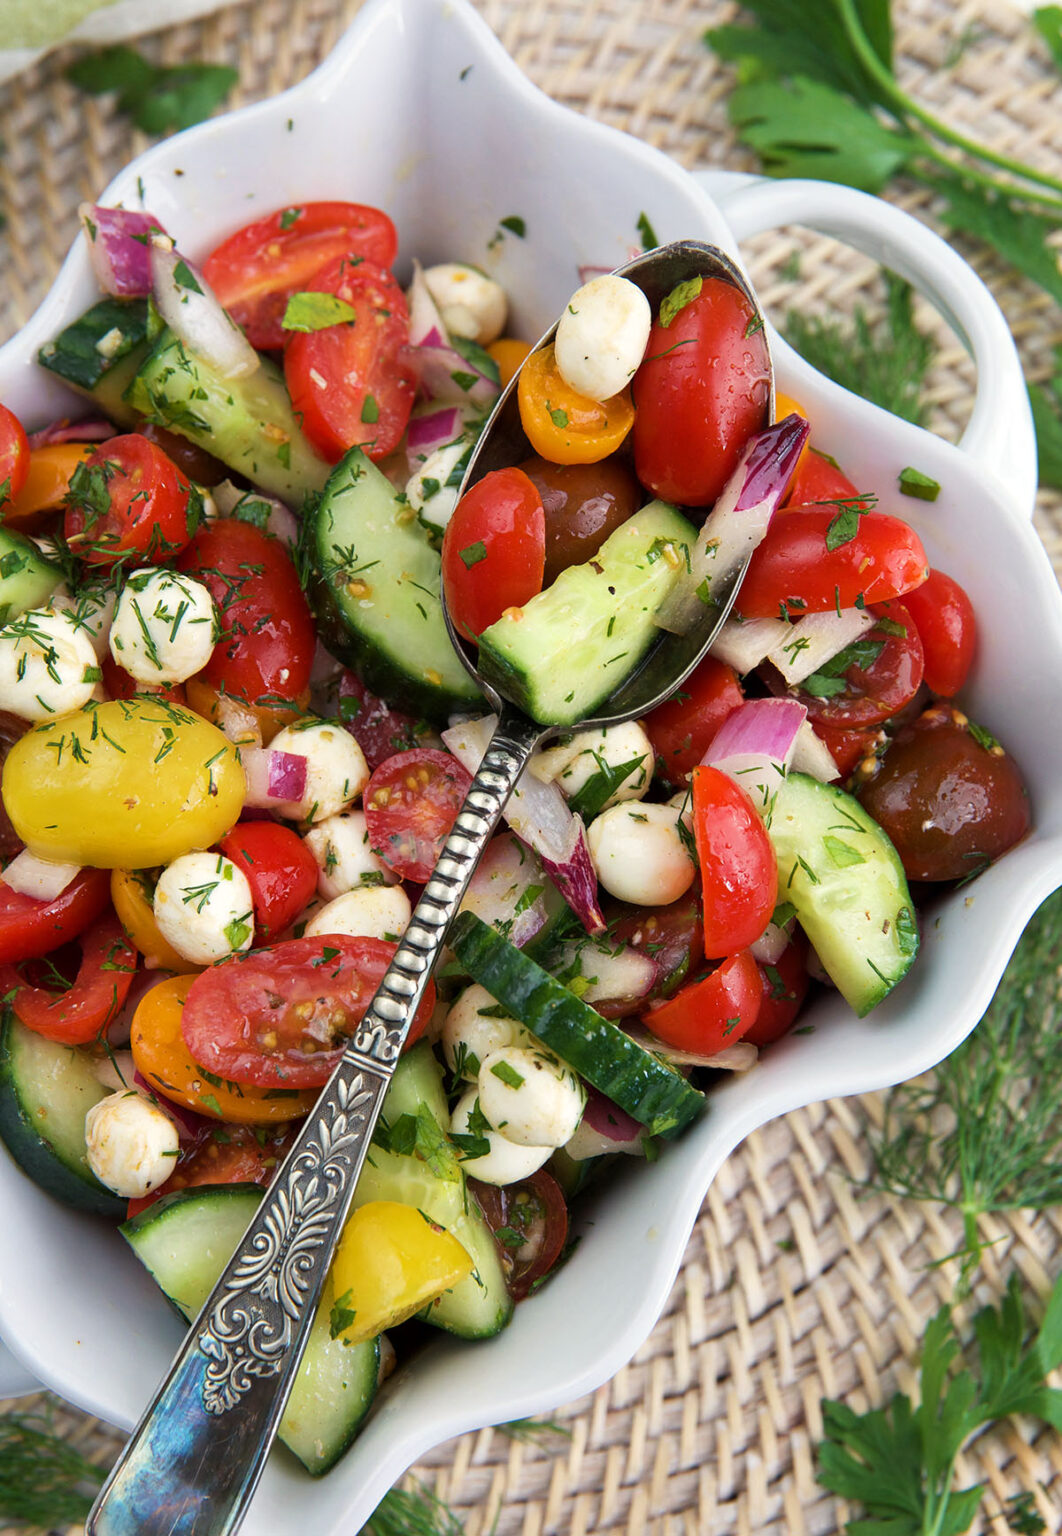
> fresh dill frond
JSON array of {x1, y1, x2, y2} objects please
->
[
  {"x1": 0, "y1": 1403, "x2": 106, "y2": 1526},
  {"x1": 782, "y1": 273, "x2": 934, "y2": 425},
  {"x1": 361, "y1": 1479, "x2": 465, "y2": 1535},
  {"x1": 495, "y1": 1415, "x2": 572, "y2": 1446},
  {"x1": 866, "y1": 887, "x2": 1062, "y2": 1284}
]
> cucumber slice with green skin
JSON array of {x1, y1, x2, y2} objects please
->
[
  {"x1": 767, "y1": 771, "x2": 919, "y2": 1016},
  {"x1": 307, "y1": 448, "x2": 482, "y2": 723},
  {"x1": 477, "y1": 501, "x2": 697, "y2": 727},
  {"x1": 378, "y1": 1039, "x2": 449, "y2": 1129},
  {"x1": 121, "y1": 1186, "x2": 379, "y2": 1475},
  {"x1": 126, "y1": 329, "x2": 331, "y2": 503},
  {"x1": 449, "y1": 912, "x2": 704, "y2": 1138},
  {"x1": 38, "y1": 296, "x2": 149, "y2": 393},
  {"x1": 0, "y1": 529, "x2": 62, "y2": 626},
  {"x1": 0, "y1": 1012, "x2": 124, "y2": 1217}
]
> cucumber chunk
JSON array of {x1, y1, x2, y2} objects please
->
[
  {"x1": 38, "y1": 297, "x2": 150, "y2": 428},
  {"x1": 0, "y1": 1012, "x2": 124, "y2": 1217},
  {"x1": 378, "y1": 1038, "x2": 450, "y2": 1129},
  {"x1": 767, "y1": 771, "x2": 918, "y2": 1016},
  {"x1": 121, "y1": 1186, "x2": 379, "y2": 1475},
  {"x1": 449, "y1": 912, "x2": 704, "y2": 1138},
  {"x1": 0, "y1": 529, "x2": 62, "y2": 625},
  {"x1": 477, "y1": 501, "x2": 696, "y2": 726},
  {"x1": 307, "y1": 448, "x2": 481, "y2": 721},
  {"x1": 126, "y1": 329, "x2": 330, "y2": 503}
]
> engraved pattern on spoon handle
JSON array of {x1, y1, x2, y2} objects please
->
[{"x1": 86, "y1": 706, "x2": 542, "y2": 1536}]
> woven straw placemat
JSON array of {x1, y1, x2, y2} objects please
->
[{"x1": 1, "y1": 2, "x2": 1061, "y2": 1532}]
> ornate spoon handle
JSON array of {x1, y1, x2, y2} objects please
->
[{"x1": 87, "y1": 706, "x2": 543, "y2": 1536}]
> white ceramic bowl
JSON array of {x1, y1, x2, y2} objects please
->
[{"x1": 1, "y1": 1, "x2": 1061, "y2": 1529}]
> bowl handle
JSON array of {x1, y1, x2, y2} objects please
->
[
  {"x1": 0, "y1": 1336, "x2": 41, "y2": 1400},
  {"x1": 695, "y1": 171, "x2": 1038, "y2": 519}
]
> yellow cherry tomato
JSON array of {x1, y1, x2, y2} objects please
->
[
  {"x1": 487, "y1": 337, "x2": 532, "y2": 388},
  {"x1": 517, "y1": 344, "x2": 635, "y2": 465},
  {"x1": 774, "y1": 391, "x2": 811, "y2": 479},
  {"x1": 3, "y1": 443, "x2": 93, "y2": 527},
  {"x1": 130, "y1": 975, "x2": 317, "y2": 1124},
  {"x1": 110, "y1": 868, "x2": 199, "y2": 975},
  {"x1": 184, "y1": 676, "x2": 310, "y2": 747},
  {"x1": 2, "y1": 697, "x2": 245, "y2": 867},
  {"x1": 330, "y1": 1201, "x2": 473, "y2": 1347}
]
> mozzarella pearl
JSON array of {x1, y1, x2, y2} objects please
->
[
  {"x1": 0, "y1": 608, "x2": 99, "y2": 722},
  {"x1": 303, "y1": 809, "x2": 399, "y2": 901},
  {"x1": 478, "y1": 1045, "x2": 586, "y2": 1149},
  {"x1": 587, "y1": 801, "x2": 695, "y2": 905},
  {"x1": 421, "y1": 263, "x2": 508, "y2": 346},
  {"x1": 553, "y1": 721, "x2": 653, "y2": 810},
  {"x1": 405, "y1": 440, "x2": 469, "y2": 535},
  {"x1": 153, "y1": 852, "x2": 255, "y2": 964},
  {"x1": 450, "y1": 1087, "x2": 552, "y2": 1186},
  {"x1": 109, "y1": 567, "x2": 218, "y2": 684},
  {"x1": 48, "y1": 583, "x2": 116, "y2": 661},
  {"x1": 303, "y1": 884, "x2": 411, "y2": 943},
  {"x1": 442, "y1": 983, "x2": 525, "y2": 1081},
  {"x1": 554, "y1": 275, "x2": 652, "y2": 402},
  {"x1": 268, "y1": 719, "x2": 369, "y2": 823},
  {"x1": 85, "y1": 1090, "x2": 179, "y2": 1198}
]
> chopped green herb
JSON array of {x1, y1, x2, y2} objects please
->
[
  {"x1": 659, "y1": 275, "x2": 702, "y2": 328},
  {"x1": 636, "y1": 211, "x2": 659, "y2": 250},
  {"x1": 328, "y1": 1287, "x2": 356, "y2": 1340},
  {"x1": 66, "y1": 46, "x2": 237, "y2": 134},
  {"x1": 459, "y1": 541, "x2": 487, "y2": 569},
  {"x1": 281, "y1": 292, "x2": 357, "y2": 333},
  {"x1": 490, "y1": 1059, "x2": 525, "y2": 1089},
  {"x1": 898, "y1": 466, "x2": 941, "y2": 501},
  {"x1": 499, "y1": 215, "x2": 527, "y2": 237}
]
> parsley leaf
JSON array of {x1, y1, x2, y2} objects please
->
[
  {"x1": 659, "y1": 276, "x2": 703, "y2": 328},
  {"x1": 281, "y1": 292, "x2": 357, "y2": 333},
  {"x1": 898, "y1": 466, "x2": 940, "y2": 501},
  {"x1": 66, "y1": 46, "x2": 237, "y2": 135}
]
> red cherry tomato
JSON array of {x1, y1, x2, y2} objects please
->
[
  {"x1": 218, "y1": 822, "x2": 318, "y2": 942},
  {"x1": 745, "y1": 936, "x2": 809, "y2": 1048},
  {"x1": 469, "y1": 1169, "x2": 569, "y2": 1301},
  {"x1": 784, "y1": 447, "x2": 872, "y2": 510},
  {"x1": 737, "y1": 507, "x2": 929, "y2": 618},
  {"x1": 181, "y1": 935, "x2": 435, "y2": 1088},
  {"x1": 363, "y1": 748, "x2": 473, "y2": 883},
  {"x1": 63, "y1": 434, "x2": 196, "y2": 566},
  {"x1": 643, "y1": 655, "x2": 744, "y2": 788},
  {"x1": 811, "y1": 720, "x2": 887, "y2": 780},
  {"x1": 0, "y1": 403, "x2": 30, "y2": 506},
  {"x1": 101, "y1": 655, "x2": 186, "y2": 708},
  {"x1": 0, "y1": 867, "x2": 111, "y2": 963},
  {"x1": 0, "y1": 912, "x2": 135, "y2": 1044},
  {"x1": 691, "y1": 765, "x2": 777, "y2": 958},
  {"x1": 203, "y1": 201, "x2": 398, "y2": 350},
  {"x1": 797, "y1": 601, "x2": 924, "y2": 730},
  {"x1": 643, "y1": 950, "x2": 762, "y2": 1055},
  {"x1": 441, "y1": 468, "x2": 546, "y2": 640},
  {"x1": 632, "y1": 278, "x2": 770, "y2": 506},
  {"x1": 177, "y1": 520, "x2": 315, "y2": 705},
  {"x1": 604, "y1": 892, "x2": 705, "y2": 1010},
  {"x1": 284, "y1": 258, "x2": 415, "y2": 463},
  {"x1": 126, "y1": 1121, "x2": 297, "y2": 1220},
  {"x1": 900, "y1": 569, "x2": 977, "y2": 697},
  {"x1": 336, "y1": 671, "x2": 431, "y2": 772}
]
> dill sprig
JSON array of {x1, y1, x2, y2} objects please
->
[
  {"x1": 0, "y1": 1403, "x2": 106, "y2": 1526},
  {"x1": 361, "y1": 1480, "x2": 465, "y2": 1536},
  {"x1": 495, "y1": 1416, "x2": 572, "y2": 1446},
  {"x1": 866, "y1": 887, "x2": 1062, "y2": 1284}
]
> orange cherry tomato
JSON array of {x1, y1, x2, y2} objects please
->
[
  {"x1": 518, "y1": 345, "x2": 634, "y2": 465},
  {"x1": 130, "y1": 973, "x2": 318, "y2": 1123},
  {"x1": 183, "y1": 676, "x2": 310, "y2": 746},
  {"x1": 110, "y1": 868, "x2": 199, "y2": 975},
  {"x1": 773, "y1": 392, "x2": 811, "y2": 480},
  {"x1": 4, "y1": 442, "x2": 92, "y2": 525},
  {"x1": 487, "y1": 337, "x2": 532, "y2": 388}
]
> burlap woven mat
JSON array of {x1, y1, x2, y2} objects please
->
[{"x1": 1, "y1": 2, "x2": 1061, "y2": 1532}]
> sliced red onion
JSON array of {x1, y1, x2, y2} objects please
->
[
  {"x1": 552, "y1": 940, "x2": 659, "y2": 1013},
  {"x1": 407, "y1": 260, "x2": 451, "y2": 348},
  {"x1": 211, "y1": 480, "x2": 298, "y2": 548},
  {"x1": 406, "y1": 343, "x2": 500, "y2": 410},
  {"x1": 581, "y1": 1086, "x2": 642, "y2": 1142},
  {"x1": 790, "y1": 720, "x2": 841, "y2": 783},
  {"x1": 243, "y1": 746, "x2": 308, "y2": 809},
  {"x1": 28, "y1": 417, "x2": 116, "y2": 449},
  {"x1": 655, "y1": 414, "x2": 810, "y2": 635},
  {"x1": 151, "y1": 244, "x2": 260, "y2": 381},
  {"x1": 577, "y1": 264, "x2": 613, "y2": 286},
  {"x1": 702, "y1": 697, "x2": 807, "y2": 816},
  {"x1": 709, "y1": 615, "x2": 789, "y2": 674},
  {"x1": 628, "y1": 1024, "x2": 758, "y2": 1072},
  {"x1": 80, "y1": 204, "x2": 166, "y2": 298},
  {"x1": 458, "y1": 833, "x2": 551, "y2": 949},
  {"x1": 749, "y1": 920, "x2": 793, "y2": 965},
  {"x1": 0, "y1": 850, "x2": 81, "y2": 901},
  {"x1": 442, "y1": 715, "x2": 605, "y2": 936},
  {"x1": 407, "y1": 407, "x2": 463, "y2": 457},
  {"x1": 767, "y1": 608, "x2": 877, "y2": 687}
]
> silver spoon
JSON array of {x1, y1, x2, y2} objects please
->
[{"x1": 86, "y1": 238, "x2": 772, "y2": 1536}]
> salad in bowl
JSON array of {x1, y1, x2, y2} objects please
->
[{"x1": 0, "y1": 0, "x2": 1059, "y2": 1530}]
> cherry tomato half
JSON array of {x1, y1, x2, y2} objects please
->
[
  {"x1": 441, "y1": 467, "x2": 545, "y2": 640},
  {"x1": 0, "y1": 403, "x2": 30, "y2": 506},
  {"x1": 126, "y1": 1120, "x2": 296, "y2": 1220},
  {"x1": 745, "y1": 935, "x2": 809, "y2": 1048},
  {"x1": 691, "y1": 765, "x2": 777, "y2": 958},
  {"x1": 336, "y1": 671, "x2": 431, "y2": 772},
  {"x1": 796, "y1": 601, "x2": 924, "y2": 730},
  {"x1": 110, "y1": 868, "x2": 199, "y2": 974},
  {"x1": 180, "y1": 935, "x2": 435, "y2": 1088},
  {"x1": 3, "y1": 443, "x2": 92, "y2": 527},
  {"x1": 284, "y1": 258, "x2": 415, "y2": 464},
  {"x1": 644, "y1": 654, "x2": 744, "y2": 788},
  {"x1": 811, "y1": 720, "x2": 887, "y2": 781},
  {"x1": 203, "y1": 201, "x2": 399, "y2": 350},
  {"x1": 177, "y1": 520, "x2": 316, "y2": 705},
  {"x1": 63, "y1": 434, "x2": 196, "y2": 566},
  {"x1": 218, "y1": 821, "x2": 318, "y2": 943},
  {"x1": 363, "y1": 748, "x2": 473, "y2": 883},
  {"x1": 632, "y1": 277, "x2": 770, "y2": 506},
  {"x1": 604, "y1": 892, "x2": 705, "y2": 1009},
  {"x1": 784, "y1": 446, "x2": 873, "y2": 511},
  {"x1": 518, "y1": 344, "x2": 634, "y2": 465},
  {"x1": 737, "y1": 507, "x2": 929, "y2": 618},
  {"x1": 0, "y1": 866, "x2": 111, "y2": 963},
  {"x1": 470, "y1": 1168, "x2": 569, "y2": 1301},
  {"x1": 0, "y1": 912, "x2": 136, "y2": 1044},
  {"x1": 900, "y1": 569, "x2": 977, "y2": 697},
  {"x1": 643, "y1": 950, "x2": 762, "y2": 1055}
]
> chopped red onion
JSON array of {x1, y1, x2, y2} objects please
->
[
  {"x1": 407, "y1": 260, "x2": 450, "y2": 348},
  {"x1": 767, "y1": 608, "x2": 877, "y2": 687},
  {"x1": 458, "y1": 833, "x2": 551, "y2": 949},
  {"x1": 80, "y1": 204, "x2": 166, "y2": 298},
  {"x1": 406, "y1": 407, "x2": 464, "y2": 470},
  {"x1": 243, "y1": 747, "x2": 308, "y2": 809},
  {"x1": 701, "y1": 697, "x2": 807, "y2": 815},
  {"x1": 709, "y1": 615, "x2": 789, "y2": 674},
  {"x1": 581, "y1": 1086, "x2": 642, "y2": 1143},
  {"x1": 628, "y1": 1024, "x2": 758, "y2": 1072},
  {"x1": 406, "y1": 343, "x2": 500, "y2": 410},
  {"x1": 151, "y1": 244, "x2": 260, "y2": 380},
  {"x1": 28, "y1": 418, "x2": 116, "y2": 449},
  {"x1": 790, "y1": 720, "x2": 841, "y2": 783},
  {"x1": 552, "y1": 941, "x2": 659, "y2": 1012},
  {"x1": 655, "y1": 414, "x2": 810, "y2": 635},
  {"x1": 442, "y1": 716, "x2": 606, "y2": 936},
  {"x1": 577, "y1": 264, "x2": 613, "y2": 286},
  {"x1": 0, "y1": 850, "x2": 81, "y2": 901},
  {"x1": 749, "y1": 921, "x2": 792, "y2": 965}
]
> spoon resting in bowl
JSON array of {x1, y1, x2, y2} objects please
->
[{"x1": 87, "y1": 238, "x2": 802, "y2": 1536}]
